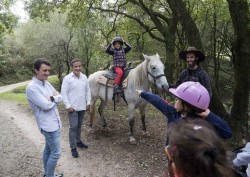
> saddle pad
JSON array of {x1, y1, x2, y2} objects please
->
[{"x1": 97, "y1": 75, "x2": 127, "y2": 88}]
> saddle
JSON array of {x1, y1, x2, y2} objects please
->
[
  {"x1": 97, "y1": 66, "x2": 132, "y2": 88},
  {"x1": 97, "y1": 66, "x2": 133, "y2": 111}
]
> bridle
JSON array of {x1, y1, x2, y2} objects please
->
[
  {"x1": 147, "y1": 71, "x2": 166, "y2": 86},
  {"x1": 145, "y1": 60, "x2": 167, "y2": 92}
]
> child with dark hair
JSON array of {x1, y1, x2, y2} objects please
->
[
  {"x1": 162, "y1": 121, "x2": 235, "y2": 177},
  {"x1": 106, "y1": 36, "x2": 132, "y2": 93}
]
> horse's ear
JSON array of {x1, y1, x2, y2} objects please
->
[{"x1": 142, "y1": 53, "x2": 150, "y2": 61}]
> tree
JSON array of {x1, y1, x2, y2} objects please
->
[
  {"x1": 0, "y1": 0, "x2": 18, "y2": 84},
  {"x1": 0, "y1": 0, "x2": 17, "y2": 34},
  {"x1": 226, "y1": 0, "x2": 250, "y2": 142},
  {"x1": 3, "y1": 12, "x2": 74, "y2": 85}
]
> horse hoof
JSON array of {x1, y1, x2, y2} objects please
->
[
  {"x1": 129, "y1": 137, "x2": 137, "y2": 145},
  {"x1": 142, "y1": 131, "x2": 150, "y2": 136}
]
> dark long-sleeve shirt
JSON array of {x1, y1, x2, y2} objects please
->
[
  {"x1": 140, "y1": 91, "x2": 232, "y2": 139},
  {"x1": 106, "y1": 42, "x2": 132, "y2": 68},
  {"x1": 170, "y1": 67, "x2": 212, "y2": 97}
]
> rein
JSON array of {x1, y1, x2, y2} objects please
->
[{"x1": 147, "y1": 71, "x2": 166, "y2": 90}]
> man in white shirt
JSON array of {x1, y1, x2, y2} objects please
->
[
  {"x1": 61, "y1": 58, "x2": 91, "y2": 158},
  {"x1": 26, "y1": 59, "x2": 63, "y2": 177}
]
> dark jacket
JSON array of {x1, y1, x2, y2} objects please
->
[
  {"x1": 170, "y1": 67, "x2": 212, "y2": 97},
  {"x1": 106, "y1": 42, "x2": 132, "y2": 68},
  {"x1": 140, "y1": 91, "x2": 232, "y2": 140}
]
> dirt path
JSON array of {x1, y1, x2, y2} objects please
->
[
  {"x1": 0, "y1": 101, "x2": 135, "y2": 177},
  {"x1": 0, "y1": 100, "x2": 43, "y2": 177},
  {"x1": 0, "y1": 80, "x2": 31, "y2": 93},
  {"x1": 0, "y1": 83, "x2": 167, "y2": 177}
]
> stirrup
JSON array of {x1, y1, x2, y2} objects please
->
[{"x1": 113, "y1": 86, "x2": 122, "y2": 93}]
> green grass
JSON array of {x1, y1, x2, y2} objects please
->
[
  {"x1": 0, "y1": 76, "x2": 60, "y2": 105},
  {"x1": 0, "y1": 85, "x2": 28, "y2": 104}
]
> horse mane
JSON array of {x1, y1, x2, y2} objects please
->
[{"x1": 128, "y1": 59, "x2": 149, "y2": 88}]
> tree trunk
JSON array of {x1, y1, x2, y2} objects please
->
[
  {"x1": 212, "y1": 2, "x2": 220, "y2": 95},
  {"x1": 164, "y1": 13, "x2": 178, "y2": 84},
  {"x1": 227, "y1": 0, "x2": 250, "y2": 142},
  {"x1": 167, "y1": 0, "x2": 227, "y2": 117}
]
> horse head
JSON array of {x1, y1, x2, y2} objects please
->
[{"x1": 142, "y1": 53, "x2": 169, "y2": 91}]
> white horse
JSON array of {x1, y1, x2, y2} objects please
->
[{"x1": 88, "y1": 54, "x2": 169, "y2": 143}]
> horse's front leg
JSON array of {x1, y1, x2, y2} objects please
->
[
  {"x1": 98, "y1": 99, "x2": 107, "y2": 127},
  {"x1": 139, "y1": 105, "x2": 147, "y2": 133},
  {"x1": 128, "y1": 104, "x2": 136, "y2": 144}
]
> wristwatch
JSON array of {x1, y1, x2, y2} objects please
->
[{"x1": 50, "y1": 96, "x2": 55, "y2": 102}]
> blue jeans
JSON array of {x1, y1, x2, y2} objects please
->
[
  {"x1": 41, "y1": 129, "x2": 61, "y2": 177},
  {"x1": 68, "y1": 110, "x2": 85, "y2": 148}
]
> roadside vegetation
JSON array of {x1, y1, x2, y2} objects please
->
[{"x1": 0, "y1": 76, "x2": 59, "y2": 104}]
